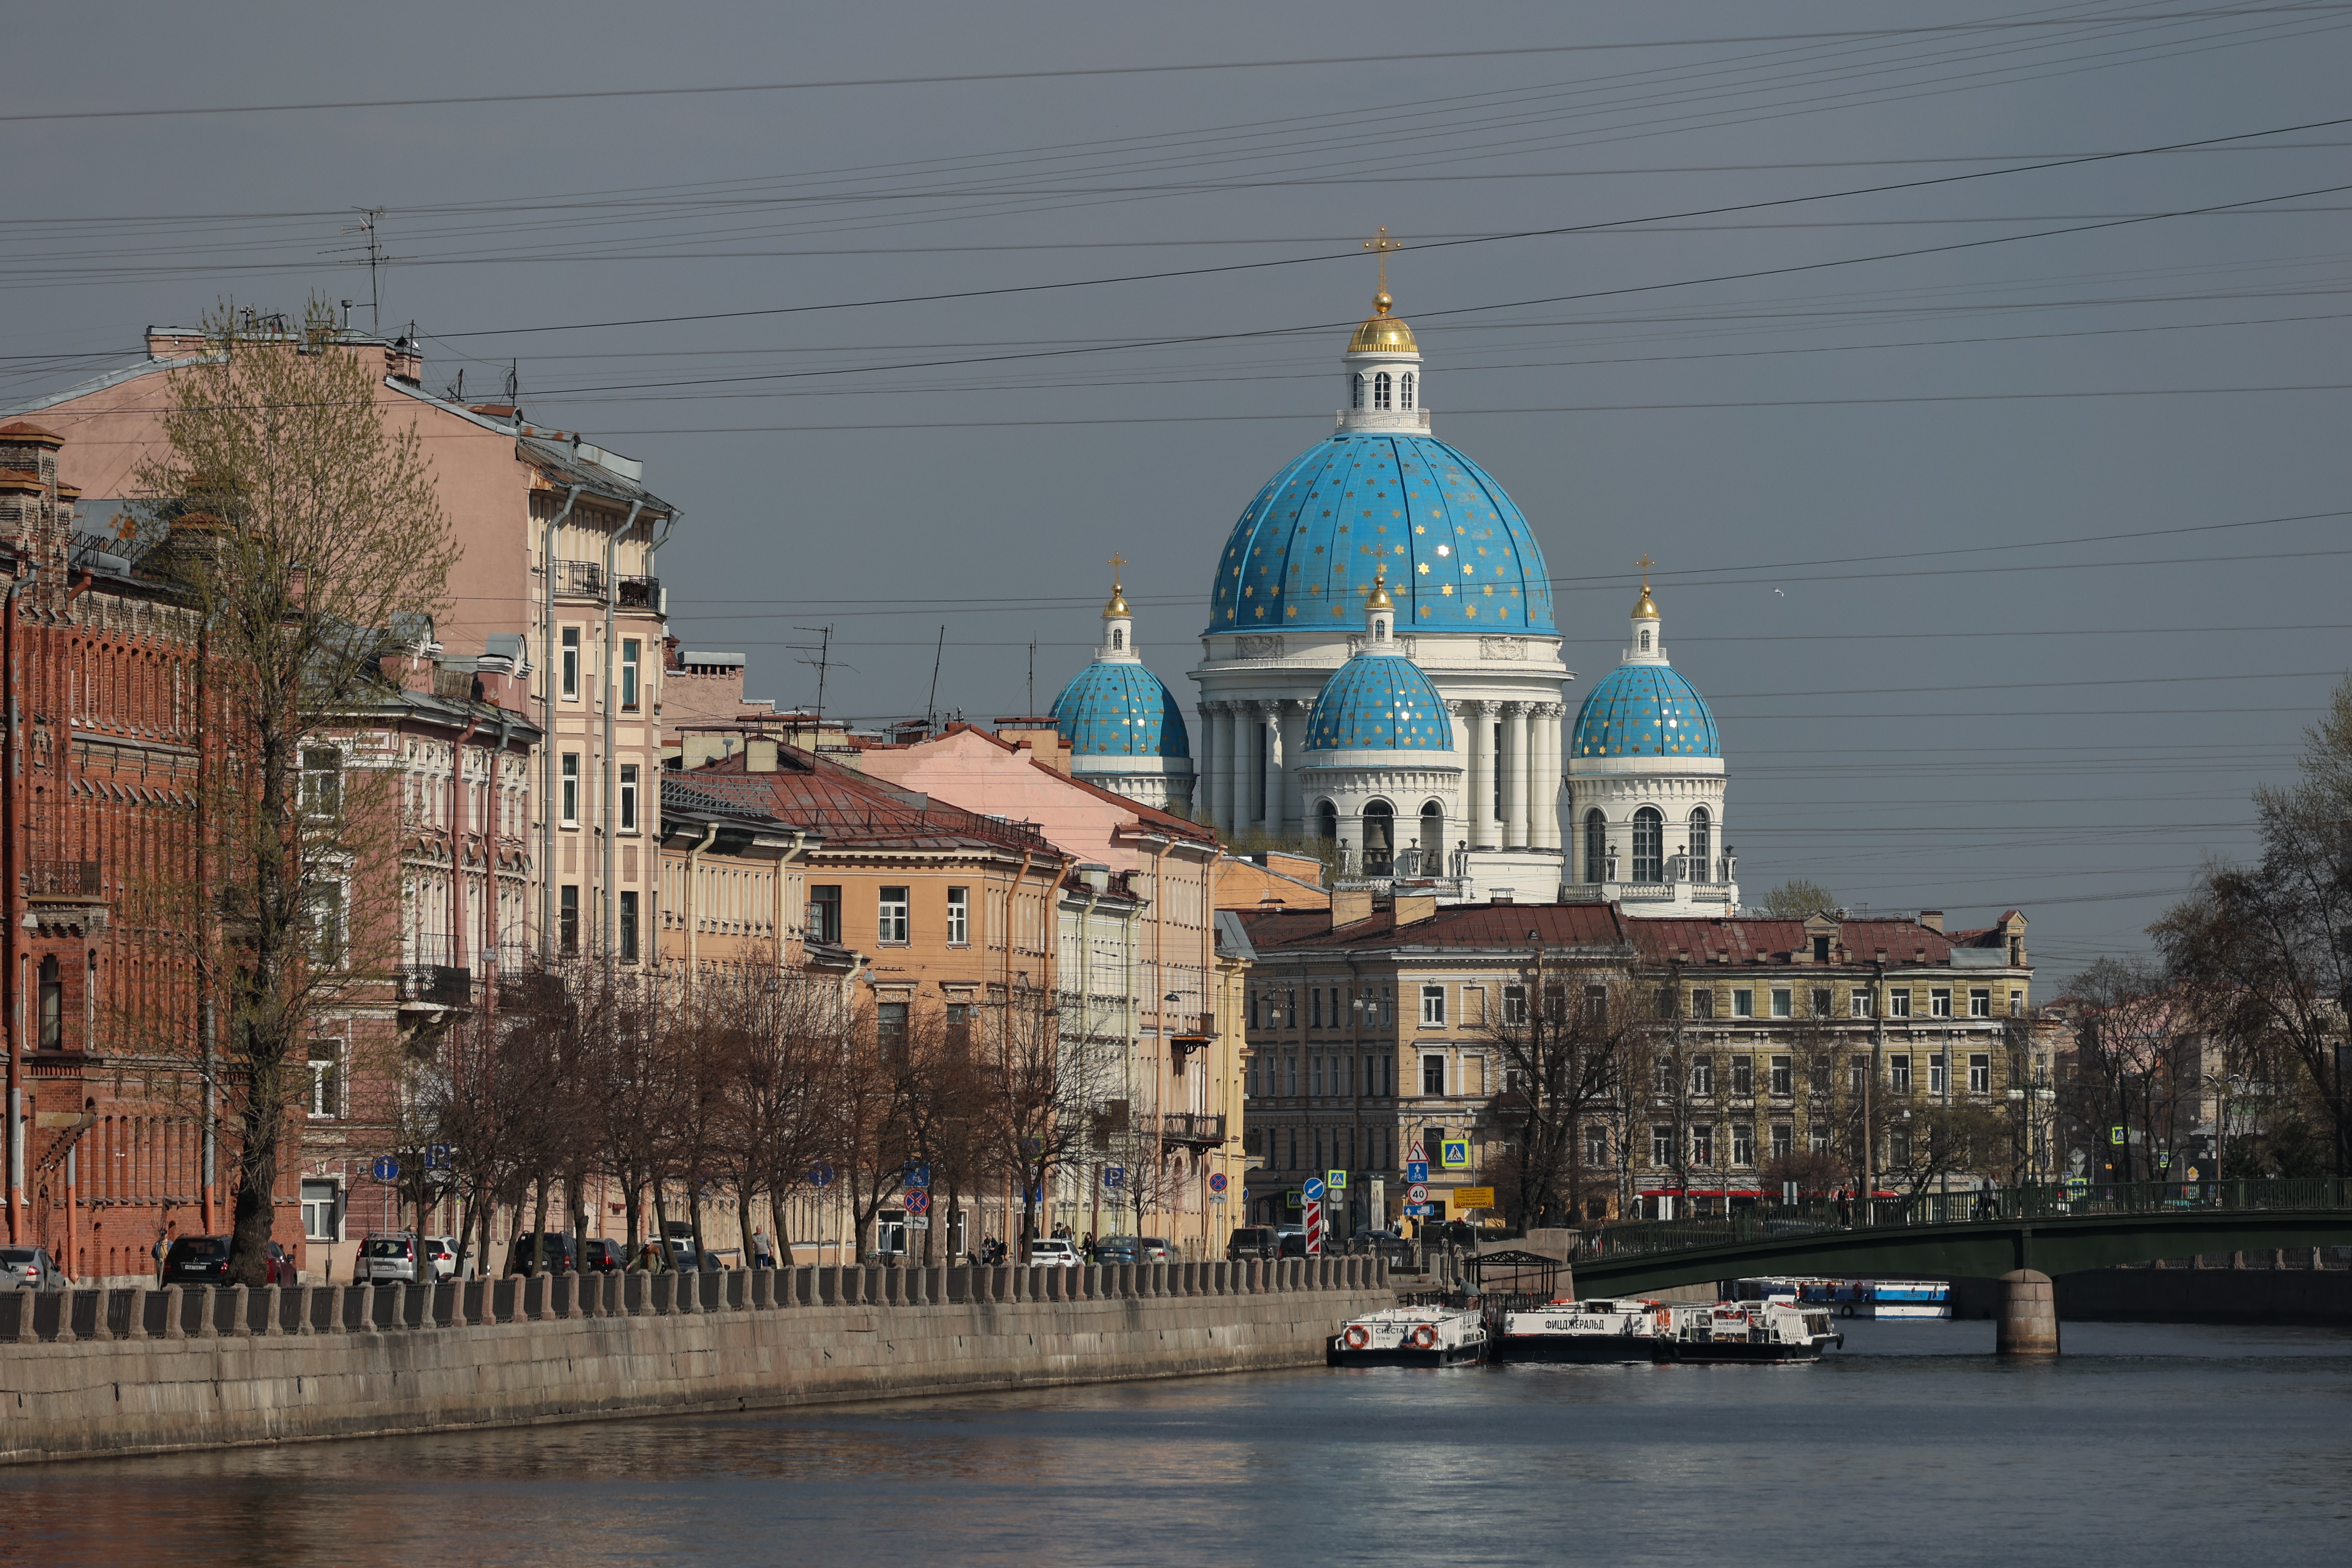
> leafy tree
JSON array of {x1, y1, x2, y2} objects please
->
[{"x1": 1755, "y1": 879, "x2": 1836, "y2": 918}]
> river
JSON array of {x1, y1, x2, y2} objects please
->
[{"x1": 5, "y1": 1319, "x2": 2348, "y2": 1566}]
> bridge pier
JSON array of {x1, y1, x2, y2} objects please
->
[{"x1": 1996, "y1": 1269, "x2": 2059, "y2": 1356}]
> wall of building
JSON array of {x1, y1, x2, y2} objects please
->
[{"x1": 0, "y1": 1261, "x2": 1392, "y2": 1466}]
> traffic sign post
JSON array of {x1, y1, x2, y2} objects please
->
[
  {"x1": 1439, "y1": 1138, "x2": 1470, "y2": 1171},
  {"x1": 1302, "y1": 1176, "x2": 1326, "y2": 1204},
  {"x1": 905, "y1": 1163, "x2": 932, "y2": 1189},
  {"x1": 372, "y1": 1156, "x2": 400, "y2": 1183},
  {"x1": 1325, "y1": 1168, "x2": 1348, "y2": 1193},
  {"x1": 1405, "y1": 1160, "x2": 1429, "y2": 1184},
  {"x1": 1104, "y1": 1165, "x2": 1125, "y2": 1190},
  {"x1": 1303, "y1": 1198, "x2": 1323, "y2": 1256},
  {"x1": 903, "y1": 1188, "x2": 931, "y2": 1215},
  {"x1": 1407, "y1": 1141, "x2": 1426, "y2": 1164},
  {"x1": 1407, "y1": 1183, "x2": 1429, "y2": 1205},
  {"x1": 1207, "y1": 1172, "x2": 1228, "y2": 1195},
  {"x1": 808, "y1": 1162, "x2": 834, "y2": 1189}
]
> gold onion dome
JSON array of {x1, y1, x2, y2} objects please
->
[
  {"x1": 1348, "y1": 289, "x2": 1418, "y2": 354},
  {"x1": 1103, "y1": 552, "x2": 1130, "y2": 617},
  {"x1": 1366, "y1": 563, "x2": 1396, "y2": 610}
]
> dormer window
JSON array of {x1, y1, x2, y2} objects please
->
[
  {"x1": 1374, "y1": 371, "x2": 1392, "y2": 410},
  {"x1": 1400, "y1": 371, "x2": 1415, "y2": 410}
]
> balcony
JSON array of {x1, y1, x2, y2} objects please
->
[
  {"x1": 25, "y1": 859, "x2": 106, "y2": 934},
  {"x1": 399, "y1": 965, "x2": 473, "y2": 1010},
  {"x1": 616, "y1": 575, "x2": 661, "y2": 611},
  {"x1": 552, "y1": 559, "x2": 605, "y2": 598},
  {"x1": 1158, "y1": 1112, "x2": 1227, "y2": 1149}
]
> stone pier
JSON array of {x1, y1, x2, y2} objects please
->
[{"x1": 1996, "y1": 1268, "x2": 2060, "y2": 1356}]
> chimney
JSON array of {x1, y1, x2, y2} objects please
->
[
  {"x1": 745, "y1": 737, "x2": 779, "y2": 773},
  {"x1": 1392, "y1": 894, "x2": 1437, "y2": 928},
  {"x1": 1332, "y1": 887, "x2": 1376, "y2": 927},
  {"x1": 1919, "y1": 910, "x2": 1944, "y2": 933}
]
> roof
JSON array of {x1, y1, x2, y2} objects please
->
[
  {"x1": 516, "y1": 434, "x2": 674, "y2": 515},
  {"x1": 1245, "y1": 901, "x2": 1630, "y2": 954},
  {"x1": 1210, "y1": 429, "x2": 1554, "y2": 635},
  {"x1": 1624, "y1": 914, "x2": 1972, "y2": 967},
  {"x1": 1570, "y1": 660, "x2": 1720, "y2": 761},
  {"x1": 1215, "y1": 909, "x2": 1259, "y2": 962},
  {"x1": 1305, "y1": 648, "x2": 1453, "y2": 753},
  {"x1": 678, "y1": 746, "x2": 1063, "y2": 858},
  {"x1": 1051, "y1": 657, "x2": 1191, "y2": 759}
]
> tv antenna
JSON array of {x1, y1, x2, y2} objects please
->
[
  {"x1": 329, "y1": 208, "x2": 392, "y2": 331},
  {"x1": 926, "y1": 625, "x2": 946, "y2": 730},
  {"x1": 1027, "y1": 633, "x2": 1037, "y2": 714},
  {"x1": 793, "y1": 624, "x2": 845, "y2": 722}
]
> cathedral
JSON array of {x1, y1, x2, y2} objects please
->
[{"x1": 1049, "y1": 262, "x2": 1738, "y2": 914}]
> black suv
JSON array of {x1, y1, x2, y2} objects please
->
[
  {"x1": 161, "y1": 1235, "x2": 233, "y2": 1287},
  {"x1": 579, "y1": 1238, "x2": 627, "y2": 1273},
  {"x1": 1225, "y1": 1226, "x2": 1279, "y2": 1261},
  {"x1": 505, "y1": 1233, "x2": 578, "y2": 1275}
]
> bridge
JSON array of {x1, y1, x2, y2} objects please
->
[{"x1": 1565, "y1": 1180, "x2": 2352, "y2": 1298}]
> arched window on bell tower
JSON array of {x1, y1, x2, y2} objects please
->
[
  {"x1": 1632, "y1": 807, "x2": 1664, "y2": 882},
  {"x1": 1374, "y1": 371, "x2": 1392, "y2": 410},
  {"x1": 1584, "y1": 809, "x2": 1608, "y2": 884},
  {"x1": 1400, "y1": 371, "x2": 1415, "y2": 410},
  {"x1": 1351, "y1": 374, "x2": 1366, "y2": 410}
]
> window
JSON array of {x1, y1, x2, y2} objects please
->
[
  {"x1": 1632, "y1": 807, "x2": 1664, "y2": 881},
  {"x1": 1584, "y1": 985, "x2": 1609, "y2": 1024},
  {"x1": 560, "y1": 627, "x2": 580, "y2": 699},
  {"x1": 878, "y1": 886, "x2": 909, "y2": 944},
  {"x1": 620, "y1": 638, "x2": 641, "y2": 711},
  {"x1": 1310, "y1": 988, "x2": 1323, "y2": 1029},
  {"x1": 1350, "y1": 373, "x2": 1366, "y2": 410},
  {"x1": 875, "y1": 1211, "x2": 908, "y2": 1257},
  {"x1": 1970, "y1": 988, "x2": 1991, "y2": 1018},
  {"x1": 1771, "y1": 988, "x2": 1792, "y2": 1018},
  {"x1": 1930, "y1": 988, "x2": 1952, "y2": 1019},
  {"x1": 808, "y1": 885, "x2": 841, "y2": 945},
  {"x1": 1421, "y1": 985, "x2": 1446, "y2": 1027},
  {"x1": 2010, "y1": 989, "x2": 2025, "y2": 1017},
  {"x1": 1851, "y1": 989, "x2": 1873, "y2": 1018},
  {"x1": 1850, "y1": 1055, "x2": 1870, "y2": 1092},
  {"x1": 1639, "y1": 629, "x2": 1653, "y2": 652},
  {"x1": 1380, "y1": 986, "x2": 1393, "y2": 1026},
  {"x1": 1400, "y1": 371, "x2": 1415, "y2": 410},
  {"x1": 1422, "y1": 1055, "x2": 1446, "y2": 1096},
  {"x1": 945, "y1": 887, "x2": 969, "y2": 945},
  {"x1": 1374, "y1": 370, "x2": 1392, "y2": 410},
  {"x1": 1970, "y1": 1054, "x2": 1992, "y2": 1094},
  {"x1": 1811, "y1": 987, "x2": 1833, "y2": 1018},
  {"x1": 1812, "y1": 934, "x2": 1832, "y2": 962},
  {"x1": 1653, "y1": 986, "x2": 1677, "y2": 1019},
  {"x1": 1653, "y1": 1059, "x2": 1676, "y2": 1094},
  {"x1": 1249, "y1": 991, "x2": 1262, "y2": 1031},
  {"x1": 1889, "y1": 1126, "x2": 1912, "y2": 1167},
  {"x1": 1889, "y1": 1055, "x2": 1912, "y2": 1093},
  {"x1": 1692, "y1": 1124, "x2": 1715, "y2": 1166},
  {"x1": 37, "y1": 955, "x2": 61, "y2": 1049},
  {"x1": 301, "y1": 748, "x2": 341, "y2": 818},
  {"x1": 1583, "y1": 809, "x2": 1607, "y2": 883},
  {"x1": 1688, "y1": 806, "x2": 1712, "y2": 878},
  {"x1": 1286, "y1": 1055, "x2": 1298, "y2": 1095},
  {"x1": 618, "y1": 764, "x2": 638, "y2": 832},
  {"x1": 300, "y1": 1180, "x2": 340, "y2": 1243},
  {"x1": 559, "y1": 885, "x2": 579, "y2": 955},
  {"x1": 1690, "y1": 988, "x2": 1714, "y2": 1021},
  {"x1": 619, "y1": 891, "x2": 639, "y2": 961},
  {"x1": 1587, "y1": 1124, "x2": 1609, "y2": 1166},
  {"x1": 1811, "y1": 1127, "x2": 1831, "y2": 1155},
  {"x1": 1732, "y1": 989, "x2": 1754, "y2": 1019},
  {"x1": 1732, "y1": 1123, "x2": 1755, "y2": 1167},
  {"x1": 946, "y1": 1004, "x2": 971, "y2": 1049},
  {"x1": 1888, "y1": 989, "x2": 1912, "y2": 1019},
  {"x1": 310, "y1": 881, "x2": 344, "y2": 967},
  {"x1": 1690, "y1": 1057, "x2": 1714, "y2": 1095},
  {"x1": 1111, "y1": 629, "x2": 1124, "y2": 650},
  {"x1": 1311, "y1": 1057, "x2": 1324, "y2": 1098},
  {"x1": 561, "y1": 754, "x2": 580, "y2": 824},
  {"x1": 1928, "y1": 1052, "x2": 1946, "y2": 1094},
  {"x1": 306, "y1": 1039, "x2": 344, "y2": 1119},
  {"x1": 878, "y1": 1002, "x2": 909, "y2": 1052},
  {"x1": 1374, "y1": 1053, "x2": 1390, "y2": 1096},
  {"x1": 1731, "y1": 1056, "x2": 1753, "y2": 1095},
  {"x1": 1810, "y1": 1058, "x2": 1832, "y2": 1095},
  {"x1": 1652, "y1": 1126, "x2": 1675, "y2": 1165}
]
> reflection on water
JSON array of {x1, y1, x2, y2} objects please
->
[{"x1": 6, "y1": 1321, "x2": 2350, "y2": 1567}]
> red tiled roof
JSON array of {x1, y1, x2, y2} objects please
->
[
  {"x1": 0, "y1": 421, "x2": 63, "y2": 447},
  {"x1": 678, "y1": 746, "x2": 1061, "y2": 858},
  {"x1": 1249, "y1": 901, "x2": 1630, "y2": 953},
  {"x1": 1625, "y1": 914, "x2": 1954, "y2": 965}
]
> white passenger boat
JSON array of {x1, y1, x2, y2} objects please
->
[
  {"x1": 1327, "y1": 1305, "x2": 1490, "y2": 1367},
  {"x1": 1497, "y1": 1298, "x2": 1671, "y2": 1363},
  {"x1": 1655, "y1": 1301, "x2": 1843, "y2": 1363}
]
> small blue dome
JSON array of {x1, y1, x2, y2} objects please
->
[
  {"x1": 1571, "y1": 663, "x2": 1720, "y2": 759},
  {"x1": 1304, "y1": 652, "x2": 1455, "y2": 753},
  {"x1": 1209, "y1": 431, "x2": 1555, "y2": 635},
  {"x1": 1051, "y1": 660, "x2": 1191, "y2": 758}
]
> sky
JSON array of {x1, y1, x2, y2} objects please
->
[{"x1": 6, "y1": 0, "x2": 2348, "y2": 978}]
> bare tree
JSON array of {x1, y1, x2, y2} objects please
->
[
  {"x1": 1754, "y1": 879, "x2": 1837, "y2": 918},
  {"x1": 1478, "y1": 949, "x2": 1638, "y2": 1228},
  {"x1": 129, "y1": 300, "x2": 458, "y2": 1284},
  {"x1": 974, "y1": 986, "x2": 1110, "y2": 1260}
]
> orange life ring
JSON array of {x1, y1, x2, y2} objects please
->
[
  {"x1": 1344, "y1": 1324, "x2": 1371, "y2": 1349},
  {"x1": 1411, "y1": 1324, "x2": 1439, "y2": 1350},
  {"x1": 1653, "y1": 1308, "x2": 1671, "y2": 1329}
]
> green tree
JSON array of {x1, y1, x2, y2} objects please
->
[{"x1": 1755, "y1": 879, "x2": 1836, "y2": 918}]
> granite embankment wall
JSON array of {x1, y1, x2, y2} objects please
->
[{"x1": 0, "y1": 1258, "x2": 1391, "y2": 1467}]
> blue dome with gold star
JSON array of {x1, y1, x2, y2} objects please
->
[
  {"x1": 1051, "y1": 659, "x2": 1191, "y2": 758},
  {"x1": 1304, "y1": 651, "x2": 1455, "y2": 753},
  {"x1": 1208, "y1": 431, "x2": 1554, "y2": 635},
  {"x1": 1570, "y1": 662, "x2": 1720, "y2": 759}
]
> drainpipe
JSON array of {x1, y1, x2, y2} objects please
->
[
  {"x1": 3, "y1": 567, "x2": 28, "y2": 1242},
  {"x1": 539, "y1": 485, "x2": 582, "y2": 961},
  {"x1": 604, "y1": 500, "x2": 644, "y2": 969}
]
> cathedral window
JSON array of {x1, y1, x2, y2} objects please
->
[
  {"x1": 1350, "y1": 374, "x2": 1366, "y2": 410},
  {"x1": 1639, "y1": 629, "x2": 1652, "y2": 652},
  {"x1": 1584, "y1": 809, "x2": 1607, "y2": 884},
  {"x1": 1374, "y1": 372, "x2": 1392, "y2": 411},
  {"x1": 1688, "y1": 807, "x2": 1712, "y2": 879},
  {"x1": 1111, "y1": 629, "x2": 1124, "y2": 649},
  {"x1": 1400, "y1": 372, "x2": 1415, "y2": 410},
  {"x1": 1363, "y1": 800, "x2": 1394, "y2": 876},
  {"x1": 1632, "y1": 807, "x2": 1664, "y2": 882},
  {"x1": 1316, "y1": 800, "x2": 1338, "y2": 842}
]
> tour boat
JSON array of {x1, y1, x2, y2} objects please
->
[
  {"x1": 1496, "y1": 1298, "x2": 1674, "y2": 1364},
  {"x1": 1654, "y1": 1301, "x2": 1843, "y2": 1363},
  {"x1": 1327, "y1": 1306, "x2": 1490, "y2": 1367},
  {"x1": 1794, "y1": 1278, "x2": 1952, "y2": 1319}
]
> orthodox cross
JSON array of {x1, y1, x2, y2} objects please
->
[
  {"x1": 1363, "y1": 226, "x2": 1402, "y2": 296},
  {"x1": 1108, "y1": 551, "x2": 1127, "y2": 587},
  {"x1": 1636, "y1": 552, "x2": 1654, "y2": 591}
]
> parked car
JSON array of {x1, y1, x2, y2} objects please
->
[
  {"x1": 264, "y1": 1240, "x2": 300, "y2": 1286},
  {"x1": 1277, "y1": 1226, "x2": 1311, "y2": 1258},
  {"x1": 1137, "y1": 1237, "x2": 1172, "y2": 1263},
  {"x1": 1094, "y1": 1237, "x2": 1145, "y2": 1266},
  {"x1": 0, "y1": 1245, "x2": 62, "y2": 1291},
  {"x1": 356, "y1": 1232, "x2": 425, "y2": 1283},
  {"x1": 579, "y1": 1238, "x2": 627, "y2": 1273},
  {"x1": 506, "y1": 1233, "x2": 578, "y2": 1275},
  {"x1": 421, "y1": 1236, "x2": 460, "y2": 1280},
  {"x1": 1350, "y1": 1228, "x2": 1409, "y2": 1259},
  {"x1": 1226, "y1": 1226, "x2": 1280, "y2": 1262},
  {"x1": 162, "y1": 1234, "x2": 235, "y2": 1287},
  {"x1": 1028, "y1": 1238, "x2": 1080, "y2": 1267}
]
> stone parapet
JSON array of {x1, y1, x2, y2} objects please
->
[{"x1": 0, "y1": 1260, "x2": 1390, "y2": 1467}]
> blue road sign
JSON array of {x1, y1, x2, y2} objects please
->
[
  {"x1": 425, "y1": 1144, "x2": 452, "y2": 1171},
  {"x1": 1405, "y1": 1161, "x2": 1429, "y2": 1183},
  {"x1": 371, "y1": 1156, "x2": 400, "y2": 1182},
  {"x1": 1403, "y1": 1203, "x2": 1435, "y2": 1217},
  {"x1": 906, "y1": 1163, "x2": 932, "y2": 1189},
  {"x1": 808, "y1": 1162, "x2": 835, "y2": 1189},
  {"x1": 1103, "y1": 1165, "x2": 1125, "y2": 1189},
  {"x1": 1302, "y1": 1176, "x2": 1327, "y2": 1203}
]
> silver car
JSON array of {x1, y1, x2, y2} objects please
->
[
  {"x1": 356, "y1": 1232, "x2": 424, "y2": 1283},
  {"x1": 0, "y1": 1245, "x2": 61, "y2": 1291},
  {"x1": 1028, "y1": 1238, "x2": 1080, "y2": 1267}
]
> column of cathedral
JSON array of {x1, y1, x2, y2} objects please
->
[
  {"x1": 1224, "y1": 705, "x2": 1250, "y2": 835},
  {"x1": 1277, "y1": 699, "x2": 1308, "y2": 836}
]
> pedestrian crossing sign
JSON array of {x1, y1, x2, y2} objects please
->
[{"x1": 1439, "y1": 1139, "x2": 1470, "y2": 1171}]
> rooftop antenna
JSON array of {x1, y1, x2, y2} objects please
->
[
  {"x1": 1027, "y1": 632, "x2": 1037, "y2": 714},
  {"x1": 338, "y1": 207, "x2": 386, "y2": 331},
  {"x1": 794, "y1": 624, "x2": 838, "y2": 722},
  {"x1": 504, "y1": 360, "x2": 519, "y2": 404},
  {"x1": 926, "y1": 625, "x2": 946, "y2": 731}
]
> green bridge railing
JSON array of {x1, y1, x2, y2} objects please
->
[{"x1": 1574, "y1": 1178, "x2": 2352, "y2": 1266}]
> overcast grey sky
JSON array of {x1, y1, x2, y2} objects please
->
[{"x1": 8, "y1": 1, "x2": 2348, "y2": 976}]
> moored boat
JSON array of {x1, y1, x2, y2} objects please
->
[
  {"x1": 1655, "y1": 1300, "x2": 1843, "y2": 1363},
  {"x1": 1497, "y1": 1298, "x2": 1671, "y2": 1364},
  {"x1": 1327, "y1": 1305, "x2": 1490, "y2": 1367}
]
